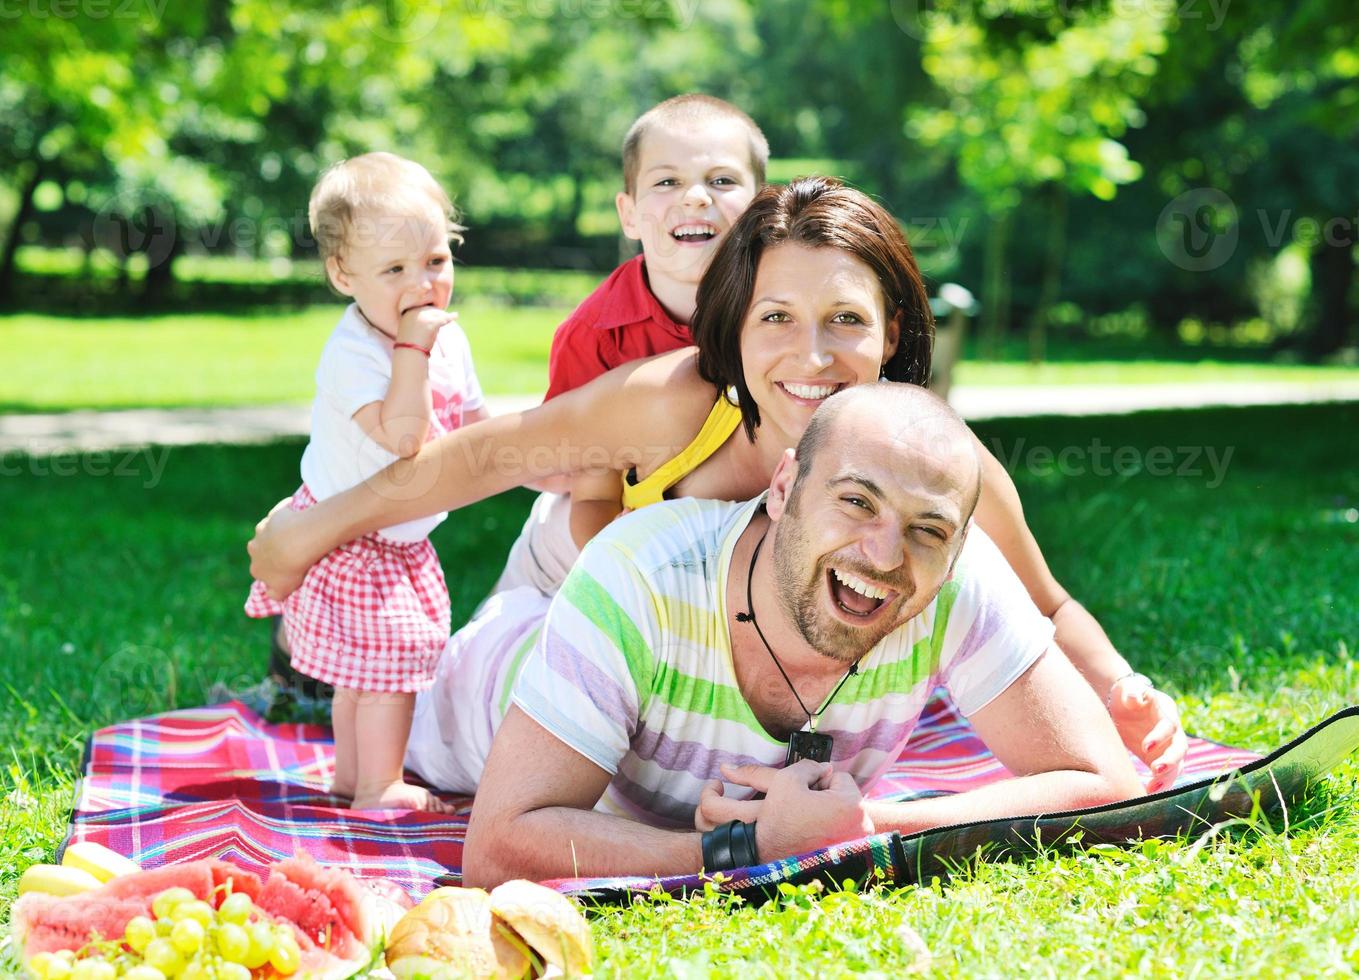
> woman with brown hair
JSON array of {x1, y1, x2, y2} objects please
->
[{"x1": 249, "y1": 176, "x2": 1185, "y2": 791}]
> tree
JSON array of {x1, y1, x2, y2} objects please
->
[{"x1": 908, "y1": 5, "x2": 1171, "y2": 359}]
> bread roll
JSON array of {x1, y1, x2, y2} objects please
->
[
  {"x1": 489, "y1": 880, "x2": 593, "y2": 977},
  {"x1": 386, "y1": 887, "x2": 531, "y2": 979}
]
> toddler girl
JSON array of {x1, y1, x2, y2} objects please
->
[{"x1": 246, "y1": 152, "x2": 486, "y2": 812}]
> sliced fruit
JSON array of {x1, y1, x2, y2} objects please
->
[
  {"x1": 61, "y1": 842, "x2": 142, "y2": 883},
  {"x1": 17, "y1": 865, "x2": 103, "y2": 898}
]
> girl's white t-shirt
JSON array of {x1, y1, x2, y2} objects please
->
[{"x1": 300, "y1": 304, "x2": 484, "y2": 543}]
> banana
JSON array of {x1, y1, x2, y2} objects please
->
[
  {"x1": 17, "y1": 864, "x2": 103, "y2": 897},
  {"x1": 61, "y1": 841, "x2": 141, "y2": 883}
]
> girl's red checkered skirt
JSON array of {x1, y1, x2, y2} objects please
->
[{"x1": 245, "y1": 485, "x2": 450, "y2": 693}]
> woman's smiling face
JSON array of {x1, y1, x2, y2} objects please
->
[{"x1": 739, "y1": 243, "x2": 900, "y2": 441}]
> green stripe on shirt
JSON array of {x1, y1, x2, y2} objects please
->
[
  {"x1": 559, "y1": 566, "x2": 657, "y2": 707},
  {"x1": 840, "y1": 581, "x2": 960, "y2": 705}
]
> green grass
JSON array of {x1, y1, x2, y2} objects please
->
[
  {"x1": 0, "y1": 303, "x2": 570, "y2": 410},
  {"x1": 1, "y1": 307, "x2": 1355, "y2": 412},
  {"x1": 954, "y1": 359, "x2": 1359, "y2": 387},
  {"x1": 2, "y1": 403, "x2": 1358, "y2": 975}
]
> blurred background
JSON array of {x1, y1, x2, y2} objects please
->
[{"x1": 1, "y1": 0, "x2": 1356, "y2": 410}]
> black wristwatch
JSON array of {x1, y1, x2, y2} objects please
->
[{"x1": 701, "y1": 819, "x2": 761, "y2": 872}]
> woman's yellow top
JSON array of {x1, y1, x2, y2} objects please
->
[{"x1": 620, "y1": 394, "x2": 743, "y2": 510}]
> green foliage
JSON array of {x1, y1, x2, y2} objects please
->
[
  {"x1": 908, "y1": 5, "x2": 1168, "y2": 207},
  {"x1": 2, "y1": 1, "x2": 1357, "y2": 350}
]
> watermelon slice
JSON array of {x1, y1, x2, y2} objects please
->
[
  {"x1": 11, "y1": 855, "x2": 409, "y2": 979},
  {"x1": 12, "y1": 859, "x2": 260, "y2": 957},
  {"x1": 254, "y1": 857, "x2": 387, "y2": 976}
]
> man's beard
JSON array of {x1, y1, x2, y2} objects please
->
[{"x1": 770, "y1": 505, "x2": 905, "y2": 664}]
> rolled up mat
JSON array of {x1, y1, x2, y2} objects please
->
[{"x1": 547, "y1": 706, "x2": 1359, "y2": 905}]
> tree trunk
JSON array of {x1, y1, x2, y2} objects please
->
[
  {"x1": 980, "y1": 208, "x2": 1012, "y2": 359},
  {"x1": 1028, "y1": 184, "x2": 1067, "y2": 364},
  {"x1": 1304, "y1": 230, "x2": 1355, "y2": 360},
  {"x1": 140, "y1": 204, "x2": 181, "y2": 306},
  {"x1": 0, "y1": 164, "x2": 43, "y2": 307}
]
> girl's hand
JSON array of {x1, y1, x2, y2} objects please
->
[
  {"x1": 1107, "y1": 674, "x2": 1187, "y2": 794},
  {"x1": 397, "y1": 306, "x2": 457, "y2": 349},
  {"x1": 247, "y1": 497, "x2": 309, "y2": 601}
]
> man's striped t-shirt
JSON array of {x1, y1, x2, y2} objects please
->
[{"x1": 500, "y1": 495, "x2": 1054, "y2": 829}]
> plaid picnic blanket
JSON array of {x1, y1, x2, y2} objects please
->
[{"x1": 65, "y1": 694, "x2": 1345, "y2": 905}]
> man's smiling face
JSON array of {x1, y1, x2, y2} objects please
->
[{"x1": 766, "y1": 387, "x2": 980, "y2": 664}]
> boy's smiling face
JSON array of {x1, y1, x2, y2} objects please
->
[
  {"x1": 616, "y1": 118, "x2": 759, "y2": 293},
  {"x1": 325, "y1": 200, "x2": 454, "y2": 338}
]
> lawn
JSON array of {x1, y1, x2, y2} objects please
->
[
  {"x1": 2, "y1": 403, "x2": 1357, "y2": 975},
  {"x1": 1, "y1": 306, "x2": 1355, "y2": 412}
]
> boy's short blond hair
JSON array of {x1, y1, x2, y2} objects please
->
[
  {"x1": 621, "y1": 94, "x2": 769, "y2": 195},
  {"x1": 308, "y1": 152, "x2": 465, "y2": 265}
]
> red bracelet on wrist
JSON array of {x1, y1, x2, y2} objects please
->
[{"x1": 393, "y1": 341, "x2": 431, "y2": 357}]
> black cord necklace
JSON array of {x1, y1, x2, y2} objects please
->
[{"x1": 737, "y1": 526, "x2": 859, "y2": 766}]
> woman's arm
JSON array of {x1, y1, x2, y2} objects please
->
[
  {"x1": 568, "y1": 470, "x2": 625, "y2": 550},
  {"x1": 970, "y1": 433, "x2": 1187, "y2": 791},
  {"x1": 247, "y1": 350, "x2": 711, "y2": 599}
]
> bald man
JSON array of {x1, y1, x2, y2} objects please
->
[{"x1": 410, "y1": 383, "x2": 1141, "y2": 886}]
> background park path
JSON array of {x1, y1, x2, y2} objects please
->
[{"x1": 2, "y1": 379, "x2": 1358, "y2": 455}]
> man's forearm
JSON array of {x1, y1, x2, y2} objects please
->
[
  {"x1": 464, "y1": 806, "x2": 703, "y2": 888},
  {"x1": 864, "y1": 768, "x2": 1138, "y2": 836}
]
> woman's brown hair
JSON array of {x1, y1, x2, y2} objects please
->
[{"x1": 691, "y1": 176, "x2": 934, "y2": 440}]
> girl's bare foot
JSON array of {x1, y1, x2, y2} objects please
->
[
  {"x1": 329, "y1": 777, "x2": 356, "y2": 799},
  {"x1": 351, "y1": 779, "x2": 455, "y2": 813}
]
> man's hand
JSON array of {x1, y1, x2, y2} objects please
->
[
  {"x1": 398, "y1": 306, "x2": 457, "y2": 349},
  {"x1": 699, "y1": 761, "x2": 875, "y2": 861},
  {"x1": 246, "y1": 497, "x2": 308, "y2": 601},
  {"x1": 1108, "y1": 675, "x2": 1187, "y2": 794}
]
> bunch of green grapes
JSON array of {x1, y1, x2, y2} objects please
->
[{"x1": 25, "y1": 886, "x2": 304, "y2": 980}]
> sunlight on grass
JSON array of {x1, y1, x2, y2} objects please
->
[
  {"x1": 1, "y1": 308, "x2": 1355, "y2": 411},
  {"x1": 0, "y1": 303, "x2": 569, "y2": 409}
]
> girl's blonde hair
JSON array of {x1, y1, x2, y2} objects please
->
[{"x1": 308, "y1": 152, "x2": 464, "y2": 266}]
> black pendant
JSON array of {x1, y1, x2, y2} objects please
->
[{"x1": 786, "y1": 729, "x2": 834, "y2": 765}]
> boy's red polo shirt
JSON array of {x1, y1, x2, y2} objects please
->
[{"x1": 543, "y1": 255, "x2": 693, "y2": 400}]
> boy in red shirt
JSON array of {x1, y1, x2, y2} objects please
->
[
  {"x1": 543, "y1": 94, "x2": 769, "y2": 400},
  {"x1": 488, "y1": 95, "x2": 770, "y2": 598}
]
